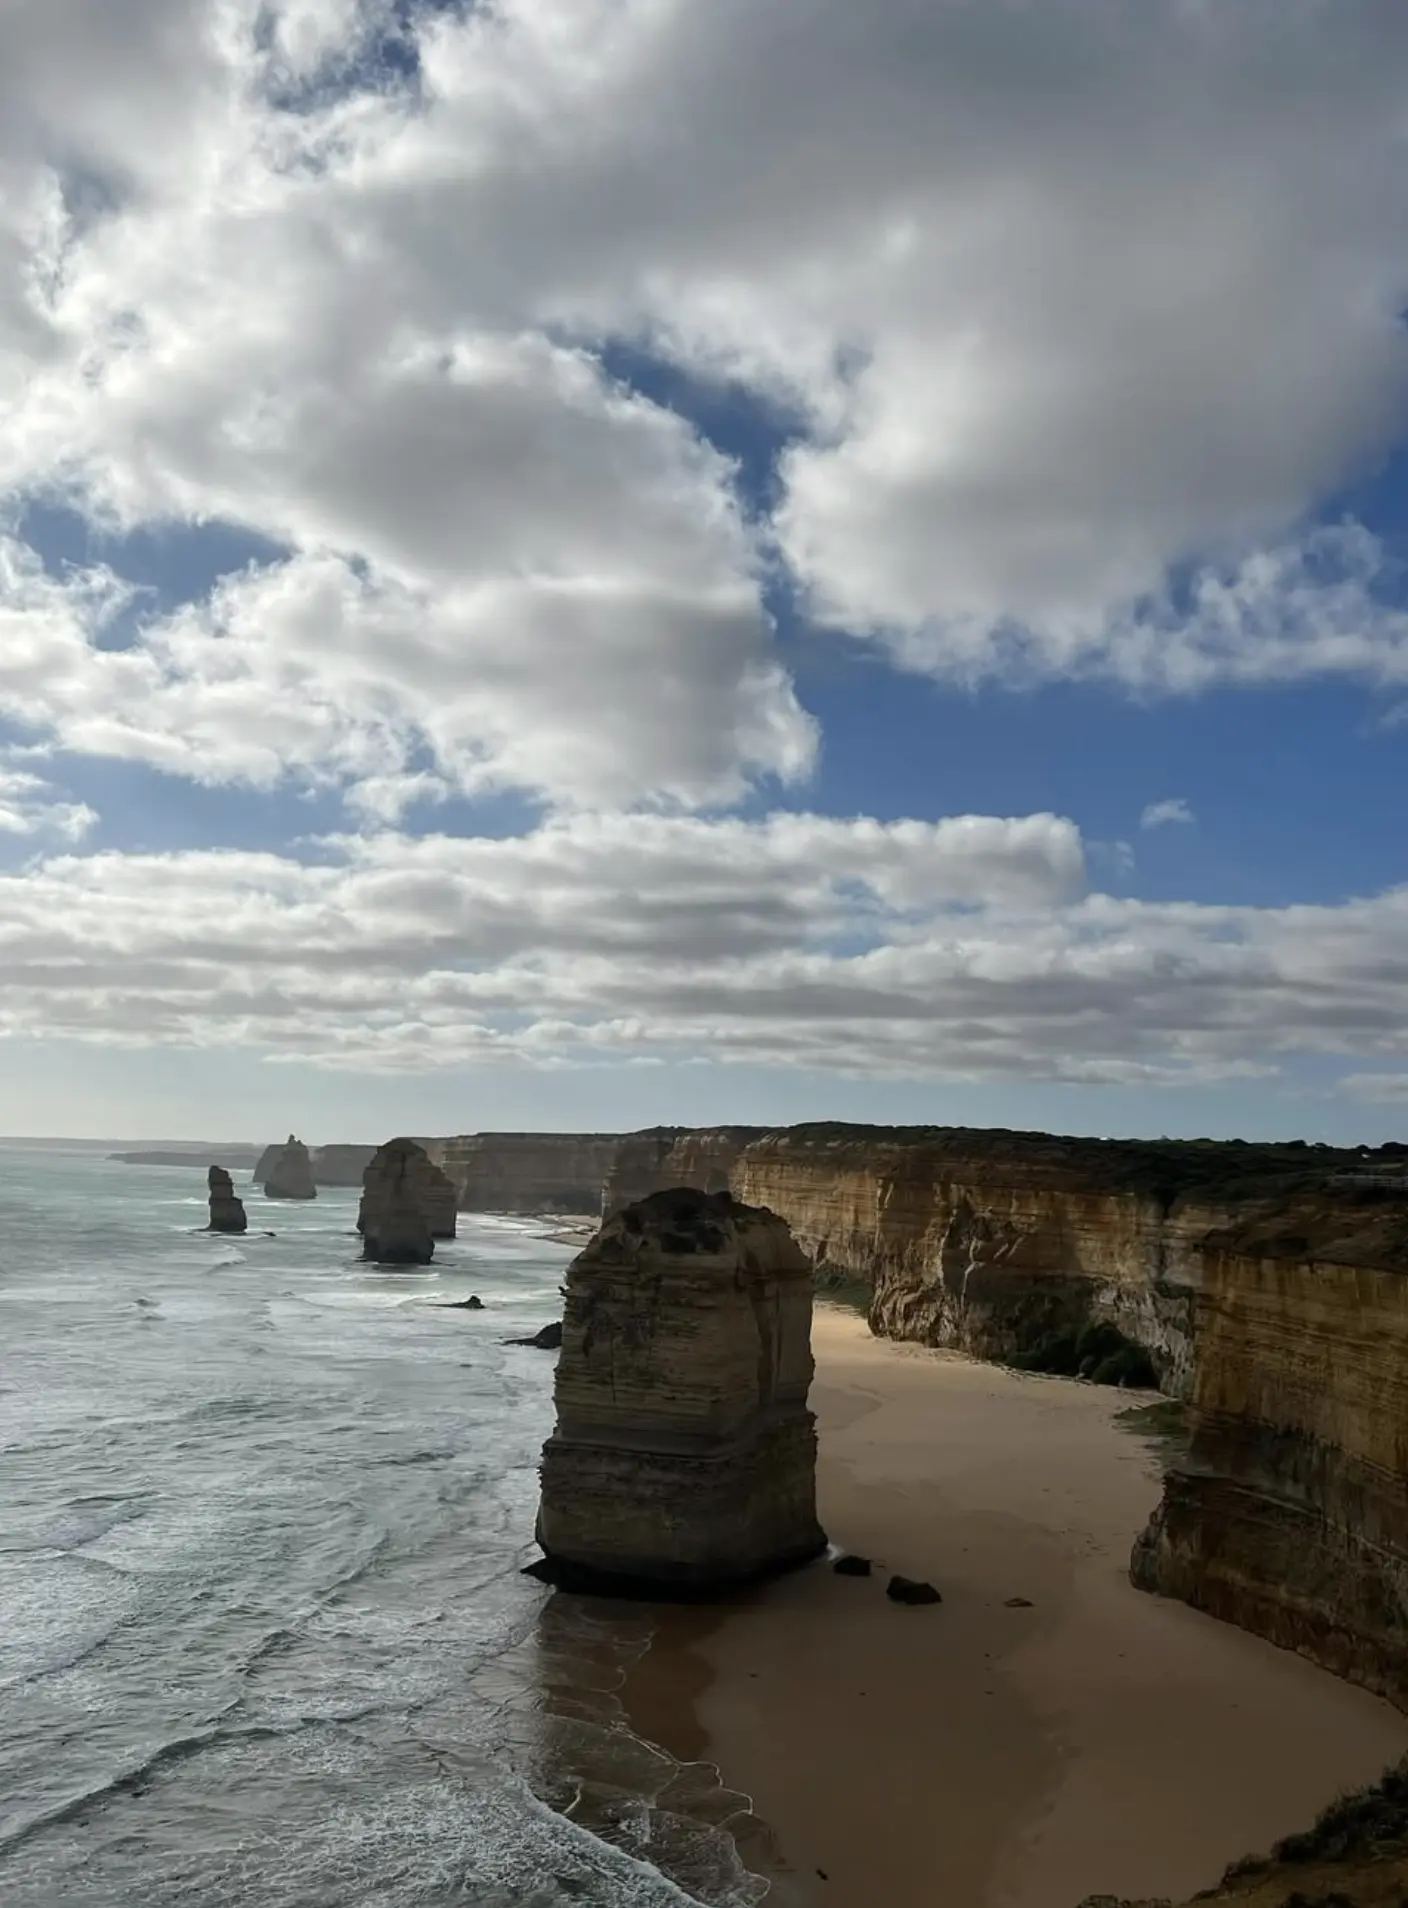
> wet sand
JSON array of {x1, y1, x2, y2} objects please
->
[{"x1": 625, "y1": 1308, "x2": 1408, "y2": 1908}]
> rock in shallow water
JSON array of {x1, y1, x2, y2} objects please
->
[
  {"x1": 507, "y1": 1320, "x2": 562, "y2": 1349},
  {"x1": 358, "y1": 1138, "x2": 437, "y2": 1265},
  {"x1": 531, "y1": 1187, "x2": 826, "y2": 1595},
  {"x1": 207, "y1": 1164, "x2": 247, "y2": 1234},
  {"x1": 262, "y1": 1135, "x2": 316, "y2": 1201}
]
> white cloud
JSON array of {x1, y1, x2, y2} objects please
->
[
  {"x1": 0, "y1": 0, "x2": 1404, "y2": 830},
  {"x1": 1141, "y1": 798, "x2": 1195, "y2": 831},
  {"x1": 0, "y1": 766, "x2": 96, "y2": 841},
  {"x1": 1, "y1": 812, "x2": 1407, "y2": 1086}
]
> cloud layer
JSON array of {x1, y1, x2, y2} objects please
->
[
  {"x1": 2, "y1": 2, "x2": 1407, "y2": 1109},
  {"x1": 1, "y1": 812, "x2": 1405, "y2": 1093}
]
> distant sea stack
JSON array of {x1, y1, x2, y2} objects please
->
[
  {"x1": 206, "y1": 1165, "x2": 247, "y2": 1234},
  {"x1": 531, "y1": 1187, "x2": 826, "y2": 1594},
  {"x1": 250, "y1": 1141, "x2": 375, "y2": 1188},
  {"x1": 357, "y1": 1138, "x2": 455, "y2": 1264},
  {"x1": 262, "y1": 1135, "x2": 316, "y2": 1201}
]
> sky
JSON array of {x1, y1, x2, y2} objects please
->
[{"x1": 2, "y1": 0, "x2": 1408, "y2": 1145}]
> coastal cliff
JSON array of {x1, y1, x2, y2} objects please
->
[
  {"x1": 605, "y1": 1122, "x2": 1408, "y2": 1710},
  {"x1": 532, "y1": 1187, "x2": 825, "y2": 1592},
  {"x1": 601, "y1": 1126, "x2": 768, "y2": 1218},
  {"x1": 424, "y1": 1132, "x2": 624, "y2": 1214},
  {"x1": 1131, "y1": 1186, "x2": 1408, "y2": 1704}
]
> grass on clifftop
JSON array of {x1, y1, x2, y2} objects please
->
[{"x1": 1077, "y1": 1756, "x2": 1408, "y2": 1906}]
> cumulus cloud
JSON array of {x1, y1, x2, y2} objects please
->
[
  {"x1": 1141, "y1": 798, "x2": 1195, "y2": 831},
  {"x1": 0, "y1": 767, "x2": 96, "y2": 841},
  {"x1": 1, "y1": 813, "x2": 1407, "y2": 1086},
  {"x1": 0, "y1": 0, "x2": 1405, "y2": 831}
]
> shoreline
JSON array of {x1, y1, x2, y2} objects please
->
[{"x1": 621, "y1": 1308, "x2": 1408, "y2": 1908}]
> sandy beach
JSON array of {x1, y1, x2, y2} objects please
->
[{"x1": 625, "y1": 1307, "x2": 1408, "y2": 1908}]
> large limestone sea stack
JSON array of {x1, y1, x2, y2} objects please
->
[
  {"x1": 532, "y1": 1187, "x2": 826, "y2": 1593},
  {"x1": 262, "y1": 1135, "x2": 316, "y2": 1201},
  {"x1": 358, "y1": 1137, "x2": 456, "y2": 1264},
  {"x1": 206, "y1": 1165, "x2": 247, "y2": 1234}
]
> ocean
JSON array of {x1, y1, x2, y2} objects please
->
[{"x1": 0, "y1": 1146, "x2": 765, "y2": 1908}]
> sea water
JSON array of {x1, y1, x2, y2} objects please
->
[{"x1": 0, "y1": 1146, "x2": 765, "y2": 1907}]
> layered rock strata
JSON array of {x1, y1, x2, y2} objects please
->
[
  {"x1": 206, "y1": 1165, "x2": 247, "y2": 1234},
  {"x1": 357, "y1": 1138, "x2": 446, "y2": 1264},
  {"x1": 533, "y1": 1187, "x2": 826, "y2": 1593},
  {"x1": 1131, "y1": 1188, "x2": 1408, "y2": 1705},
  {"x1": 261, "y1": 1135, "x2": 316, "y2": 1201},
  {"x1": 600, "y1": 1126, "x2": 769, "y2": 1219},
  {"x1": 424, "y1": 1132, "x2": 624, "y2": 1214}
]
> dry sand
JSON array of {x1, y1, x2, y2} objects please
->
[{"x1": 626, "y1": 1307, "x2": 1408, "y2": 1908}]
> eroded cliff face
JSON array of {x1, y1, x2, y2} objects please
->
[
  {"x1": 601, "y1": 1127, "x2": 768, "y2": 1219},
  {"x1": 1131, "y1": 1190, "x2": 1408, "y2": 1705},
  {"x1": 533, "y1": 1187, "x2": 825, "y2": 1592},
  {"x1": 425, "y1": 1133, "x2": 624, "y2": 1214},
  {"x1": 730, "y1": 1127, "x2": 1219, "y2": 1390}
]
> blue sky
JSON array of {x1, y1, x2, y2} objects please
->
[{"x1": 2, "y1": 0, "x2": 1407, "y2": 1144}]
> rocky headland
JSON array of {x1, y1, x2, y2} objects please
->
[
  {"x1": 260, "y1": 1134, "x2": 317, "y2": 1201},
  {"x1": 531, "y1": 1186, "x2": 826, "y2": 1593},
  {"x1": 206, "y1": 1164, "x2": 247, "y2": 1234},
  {"x1": 357, "y1": 1137, "x2": 457, "y2": 1264}
]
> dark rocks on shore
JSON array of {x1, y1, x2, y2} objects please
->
[
  {"x1": 262, "y1": 1136, "x2": 316, "y2": 1201},
  {"x1": 887, "y1": 1574, "x2": 941, "y2": 1605},
  {"x1": 207, "y1": 1165, "x2": 247, "y2": 1234},
  {"x1": 833, "y1": 1554, "x2": 873, "y2": 1577},
  {"x1": 507, "y1": 1320, "x2": 562, "y2": 1349}
]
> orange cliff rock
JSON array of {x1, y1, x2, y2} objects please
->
[
  {"x1": 530, "y1": 1187, "x2": 826, "y2": 1594},
  {"x1": 600, "y1": 1126, "x2": 770, "y2": 1218},
  {"x1": 1132, "y1": 1187, "x2": 1408, "y2": 1705},
  {"x1": 600, "y1": 1121, "x2": 1408, "y2": 1707}
]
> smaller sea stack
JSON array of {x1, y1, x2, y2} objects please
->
[
  {"x1": 262, "y1": 1135, "x2": 316, "y2": 1201},
  {"x1": 358, "y1": 1137, "x2": 443, "y2": 1265},
  {"x1": 206, "y1": 1165, "x2": 247, "y2": 1234},
  {"x1": 532, "y1": 1186, "x2": 826, "y2": 1594}
]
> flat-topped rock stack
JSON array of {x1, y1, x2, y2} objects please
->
[
  {"x1": 206, "y1": 1164, "x2": 247, "y2": 1234},
  {"x1": 358, "y1": 1137, "x2": 455, "y2": 1264},
  {"x1": 532, "y1": 1186, "x2": 826, "y2": 1594},
  {"x1": 261, "y1": 1135, "x2": 316, "y2": 1201}
]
